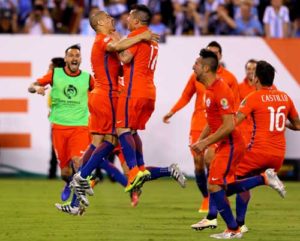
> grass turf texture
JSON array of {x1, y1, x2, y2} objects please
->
[{"x1": 0, "y1": 179, "x2": 299, "y2": 241}]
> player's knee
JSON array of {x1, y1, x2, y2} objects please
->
[
  {"x1": 116, "y1": 127, "x2": 131, "y2": 136},
  {"x1": 72, "y1": 157, "x2": 81, "y2": 171},
  {"x1": 104, "y1": 135, "x2": 118, "y2": 146},
  {"x1": 194, "y1": 155, "x2": 205, "y2": 172},
  {"x1": 208, "y1": 184, "x2": 222, "y2": 193}
]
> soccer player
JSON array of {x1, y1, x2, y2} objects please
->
[
  {"x1": 233, "y1": 60, "x2": 300, "y2": 232},
  {"x1": 163, "y1": 73, "x2": 209, "y2": 212},
  {"x1": 115, "y1": 4, "x2": 159, "y2": 192},
  {"x1": 190, "y1": 50, "x2": 286, "y2": 239},
  {"x1": 206, "y1": 41, "x2": 240, "y2": 110},
  {"x1": 28, "y1": 44, "x2": 94, "y2": 212},
  {"x1": 68, "y1": 10, "x2": 160, "y2": 209}
]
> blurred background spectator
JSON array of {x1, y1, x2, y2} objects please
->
[
  {"x1": 216, "y1": 0, "x2": 263, "y2": 36},
  {"x1": 0, "y1": 8, "x2": 18, "y2": 33},
  {"x1": 24, "y1": 1, "x2": 54, "y2": 34},
  {"x1": 149, "y1": 12, "x2": 169, "y2": 42},
  {"x1": 263, "y1": 0, "x2": 290, "y2": 38}
]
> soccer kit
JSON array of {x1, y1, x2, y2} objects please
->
[
  {"x1": 116, "y1": 26, "x2": 158, "y2": 130},
  {"x1": 205, "y1": 79, "x2": 245, "y2": 186},
  {"x1": 37, "y1": 67, "x2": 93, "y2": 169},
  {"x1": 89, "y1": 33, "x2": 121, "y2": 134},
  {"x1": 236, "y1": 86, "x2": 299, "y2": 176},
  {"x1": 238, "y1": 78, "x2": 256, "y2": 145},
  {"x1": 217, "y1": 65, "x2": 240, "y2": 111},
  {"x1": 170, "y1": 73, "x2": 207, "y2": 156}
]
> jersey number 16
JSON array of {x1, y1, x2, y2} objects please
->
[{"x1": 268, "y1": 106, "x2": 286, "y2": 132}]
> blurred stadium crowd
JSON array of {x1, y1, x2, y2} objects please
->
[{"x1": 0, "y1": 0, "x2": 299, "y2": 37}]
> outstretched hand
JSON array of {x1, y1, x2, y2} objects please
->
[{"x1": 36, "y1": 86, "x2": 48, "y2": 96}]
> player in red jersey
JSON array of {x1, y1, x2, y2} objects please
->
[
  {"x1": 190, "y1": 49, "x2": 245, "y2": 239},
  {"x1": 190, "y1": 51, "x2": 288, "y2": 239},
  {"x1": 206, "y1": 41, "x2": 240, "y2": 111},
  {"x1": 238, "y1": 59, "x2": 257, "y2": 145},
  {"x1": 116, "y1": 5, "x2": 159, "y2": 192},
  {"x1": 67, "y1": 10, "x2": 159, "y2": 209},
  {"x1": 163, "y1": 73, "x2": 209, "y2": 212},
  {"x1": 191, "y1": 58, "x2": 294, "y2": 237},
  {"x1": 233, "y1": 60, "x2": 300, "y2": 231}
]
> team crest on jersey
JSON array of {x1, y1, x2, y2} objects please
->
[
  {"x1": 64, "y1": 84, "x2": 78, "y2": 99},
  {"x1": 220, "y1": 98, "x2": 229, "y2": 109},
  {"x1": 206, "y1": 98, "x2": 211, "y2": 107}
]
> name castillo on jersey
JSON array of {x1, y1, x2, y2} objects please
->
[{"x1": 261, "y1": 94, "x2": 288, "y2": 102}]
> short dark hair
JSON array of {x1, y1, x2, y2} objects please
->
[
  {"x1": 51, "y1": 57, "x2": 65, "y2": 68},
  {"x1": 255, "y1": 60, "x2": 275, "y2": 86},
  {"x1": 245, "y1": 59, "x2": 257, "y2": 69},
  {"x1": 199, "y1": 48, "x2": 219, "y2": 73},
  {"x1": 207, "y1": 41, "x2": 222, "y2": 55},
  {"x1": 65, "y1": 44, "x2": 81, "y2": 54},
  {"x1": 131, "y1": 4, "x2": 152, "y2": 25}
]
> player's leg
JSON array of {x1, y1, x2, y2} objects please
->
[{"x1": 116, "y1": 97, "x2": 150, "y2": 192}]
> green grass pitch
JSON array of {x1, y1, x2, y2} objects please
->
[{"x1": 0, "y1": 178, "x2": 299, "y2": 241}]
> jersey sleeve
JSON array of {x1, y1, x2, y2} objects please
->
[
  {"x1": 215, "y1": 86, "x2": 235, "y2": 115},
  {"x1": 37, "y1": 71, "x2": 53, "y2": 86},
  {"x1": 171, "y1": 74, "x2": 196, "y2": 113},
  {"x1": 127, "y1": 43, "x2": 138, "y2": 56},
  {"x1": 238, "y1": 92, "x2": 256, "y2": 116}
]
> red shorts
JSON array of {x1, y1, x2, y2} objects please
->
[
  {"x1": 208, "y1": 141, "x2": 245, "y2": 185},
  {"x1": 116, "y1": 96, "x2": 155, "y2": 130},
  {"x1": 88, "y1": 93, "x2": 117, "y2": 134},
  {"x1": 52, "y1": 126, "x2": 90, "y2": 169},
  {"x1": 236, "y1": 150, "x2": 284, "y2": 177}
]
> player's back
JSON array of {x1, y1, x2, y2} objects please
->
[
  {"x1": 243, "y1": 88, "x2": 295, "y2": 156},
  {"x1": 91, "y1": 33, "x2": 120, "y2": 96},
  {"x1": 123, "y1": 27, "x2": 158, "y2": 100}
]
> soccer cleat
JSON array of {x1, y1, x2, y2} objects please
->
[
  {"x1": 125, "y1": 170, "x2": 148, "y2": 192},
  {"x1": 70, "y1": 173, "x2": 94, "y2": 207},
  {"x1": 61, "y1": 183, "x2": 71, "y2": 201},
  {"x1": 191, "y1": 218, "x2": 217, "y2": 230},
  {"x1": 210, "y1": 229, "x2": 242, "y2": 239},
  {"x1": 264, "y1": 168, "x2": 286, "y2": 198},
  {"x1": 198, "y1": 197, "x2": 209, "y2": 213},
  {"x1": 73, "y1": 173, "x2": 94, "y2": 196},
  {"x1": 69, "y1": 182, "x2": 90, "y2": 207},
  {"x1": 170, "y1": 163, "x2": 187, "y2": 188},
  {"x1": 55, "y1": 203, "x2": 85, "y2": 216},
  {"x1": 136, "y1": 170, "x2": 151, "y2": 187},
  {"x1": 240, "y1": 225, "x2": 249, "y2": 233},
  {"x1": 130, "y1": 187, "x2": 142, "y2": 207}
]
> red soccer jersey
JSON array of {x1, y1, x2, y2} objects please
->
[
  {"x1": 171, "y1": 73, "x2": 207, "y2": 131},
  {"x1": 217, "y1": 66, "x2": 240, "y2": 111},
  {"x1": 90, "y1": 33, "x2": 120, "y2": 97},
  {"x1": 238, "y1": 86, "x2": 299, "y2": 156},
  {"x1": 238, "y1": 78, "x2": 256, "y2": 102},
  {"x1": 205, "y1": 79, "x2": 243, "y2": 144},
  {"x1": 121, "y1": 26, "x2": 158, "y2": 100}
]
